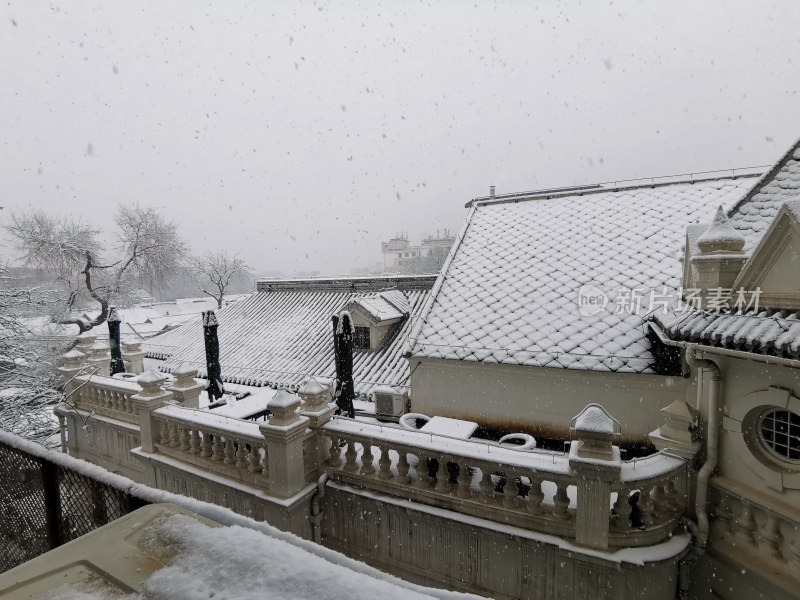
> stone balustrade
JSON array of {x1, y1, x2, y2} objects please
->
[
  {"x1": 70, "y1": 374, "x2": 142, "y2": 424},
  {"x1": 58, "y1": 357, "x2": 690, "y2": 553},
  {"x1": 150, "y1": 404, "x2": 270, "y2": 490},
  {"x1": 322, "y1": 417, "x2": 687, "y2": 550},
  {"x1": 710, "y1": 477, "x2": 800, "y2": 580},
  {"x1": 610, "y1": 453, "x2": 688, "y2": 547}
]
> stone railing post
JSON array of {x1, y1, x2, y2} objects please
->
[
  {"x1": 569, "y1": 404, "x2": 622, "y2": 550},
  {"x1": 649, "y1": 399, "x2": 701, "y2": 517},
  {"x1": 259, "y1": 390, "x2": 310, "y2": 498},
  {"x1": 122, "y1": 340, "x2": 146, "y2": 374},
  {"x1": 130, "y1": 370, "x2": 172, "y2": 453},
  {"x1": 298, "y1": 377, "x2": 336, "y2": 478},
  {"x1": 87, "y1": 340, "x2": 111, "y2": 377},
  {"x1": 58, "y1": 349, "x2": 87, "y2": 398},
  {"x1": 648, "y1": 399, "x2": 702, "y2": 462},
  {"x1": 168, "y1": 364, "x2": 204, "y2": 409}
]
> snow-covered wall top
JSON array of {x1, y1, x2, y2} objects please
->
[{"x1": 409, "y1": 175, "x2": 759, "y2": 374}]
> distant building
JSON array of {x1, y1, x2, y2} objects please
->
[{"x1": 381, "y1": 231, "x2": 455, "y2": 274}]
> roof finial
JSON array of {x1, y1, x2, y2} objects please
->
[{"x1": 697, "y1": 205, "x2": 745, "y2": 254}]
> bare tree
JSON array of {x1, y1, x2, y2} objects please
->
[
  {"x1": 0, "y1": 266, "x2": 66, "y2": 446},
  {"x1": 4, "y1": 205, "x2": 187, "y2": 334},
  {"x1": 189, "y1": 251, "x2": 252, "y2": 308}
]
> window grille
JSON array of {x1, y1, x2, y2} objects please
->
[
  {"x1": 759, "y1": 409, "x2": 800, "y2": 462},
  {"x1": 353, "y1": 326, "x2": 371, "y2": 350}
]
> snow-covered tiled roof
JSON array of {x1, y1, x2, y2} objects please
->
[
  {"x1": 728, "y1": 138, "x2": 800, "y2": 249},
  {"x1": 143, "y1": 277, "x2": 432, "y2": 395},
  {"x1": 652, "y1": 308, "x2": 800, "y2": 360},
  {"x1": 409, "y1": 175, "x2": 760, "y2": 373}
]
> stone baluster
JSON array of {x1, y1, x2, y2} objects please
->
[
  {"x1": 415, "y1": 456, "x2": 431, "y2": 489},
  {"x1": 456, "y1": 462, "x2": 472, "y2": 499},
  {"x1": 158, "y1": 421, "x2": 169, "y2": 446},
  {"x1": 502, "y1": 473, "x2": 519, "y2": 509},
  {"x1": 553, "y1": 483, "x2": 571, "y2": 521},
  {"x1": 179, "y1": 427, "x2": 191, "y2": 451},
  {"x1": 360, "y1": 443, "x2": 375, "y2": 476},
  {"x1": 788, "y1": 526, "x2": 800, "y2": 569},
  {"x1": 377, "y1": 445, "x2": 393, "y2": 480},
  {"x1": 714, "y1": 493, "x2": 735, "y2": 538},
  {"x1": 396, "y1": 451, "x2": 411, "y2": 484},
  {"x1": 344, "y1": 440, "x2": 358, "y2": 472},
  {"x1": 235, "y1": 440, "x2": 248, "y2": 469},
  {"x1": 479, "y1": 470, "x2": 494, "y2": 503},
  {"x1": 260, "y1": 447, "x2": 270, "y2": 482},
  {"x1": 651, "y1": 485, "x2": 667, "y2": 522},
  {"x1": 732, "y1": 499, "x2": 757, "y2": 546},
  {"x1": 638, "y1": 487, "x2": 655, "y2": 528},
  {"x1": 613, "y1": 489, "x2": 633, "y2": 531},
  {"x1": 169, "y1": 423, "x2": 180, "y2": 447},
  {"x1": 434, "y1": 458, "x2": 451, "y2": 493},
  {"x1": 189, "y1": 429, "x2": 201, "y2": 454},
  {"x1": 223, "y1": 438, "x2": 236, "y2": 464},
  {"x1": 756, "y1": 511, "x2": 783, "y2": 560},
  {"x1": 211, "y1": 434, "x2": 224, "y2": 462},
  {"x1": 200, "y1": 431, "x2": 213, "y2": 458},
  {"x1": 247, "y1": 444, "x2": 262, "y2": 474},
  {"x1": 527, "y1": 477, "x2": 544, "y2": 516},
  {"x1": 664, "y1": 479, "x2": 679, "y2": 514},
  {"x1": 327, "y1": 436, "x2": 343, "y2": 467}
]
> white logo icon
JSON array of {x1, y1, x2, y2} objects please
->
[{"x1": 576, "y1": 285, "x2": 609, "y2": 317}]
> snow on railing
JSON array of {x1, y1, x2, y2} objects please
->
[
  {"x1": 151, "y1": 404, "x2": 269, "y2": 490},
  {"x1": 71, "y1": 374, "x2": 142, "y2": 424},
  {"x1": 321, "y1": 418, "x2": 687, "y2": 550}
]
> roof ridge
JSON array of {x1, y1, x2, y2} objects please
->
[
  {"x1": 407, "y1": 203, "x2": 478, "y2": 351},
  {"x1": 468, "y1": 171, "x2": 763, "y2": 209},
  {"x1": 726, "y1": 136, "x2": 800, "y2": 219}
]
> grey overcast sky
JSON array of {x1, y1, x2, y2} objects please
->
[{"x1": 2, "y1": 1, "x2": 799, "y2": 276}]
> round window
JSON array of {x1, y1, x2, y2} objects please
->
[{"x1": 758, "y1": 408, "x2": 800, "y2": 464}]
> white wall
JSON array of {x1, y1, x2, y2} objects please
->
[{"x1": 409, "y1": 357, "x2": 688, "y2": 443}]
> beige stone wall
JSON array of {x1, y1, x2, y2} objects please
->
[
  {"x1": 409, "y1": 357, "x2": 688, "y2": 442},
  {"x1": 322, "y1": 484, "x2": 686, "y2": 600},
  {"x1": 698, "y1": 355, "x2": 800, "y2": 503}
]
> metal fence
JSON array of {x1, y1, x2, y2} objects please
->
[{"x1": 0, "y1": 438, "x2": 148, "y2": 573}]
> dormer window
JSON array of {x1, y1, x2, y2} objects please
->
[
  {"x1": 341, "y1": 290, "x2": 410, "y2": 351},
  {"x1": 353, "y1": 326, "x2": 371, "y2": 350}
]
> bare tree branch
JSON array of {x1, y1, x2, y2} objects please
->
[
  {"x1": 188, "y1": 251, "x2": 252, "y2": 308},
  {"x1": 3, "y1": 205, "x2": 187, "y2": 334}
]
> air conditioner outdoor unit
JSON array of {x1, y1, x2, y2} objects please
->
[{"x1": 372, "y1": 387, "x2": 408, "y2": 421}]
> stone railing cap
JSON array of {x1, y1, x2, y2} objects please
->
[
  {"x1": 269, "y1": 389, "x2": 300, "y2": 409},
  {"x1": 298, "y1": 377, "x2": 330, "y2": 396},
  {"x1": 172, "y1": 363, "x2": 198, "y2": 378},
  {"x1": 137, "y1": 370, "x2": 167, "y2": 386},
  {"x1": 571, "y1": 403, "x2": 619, "y2": 435}
]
